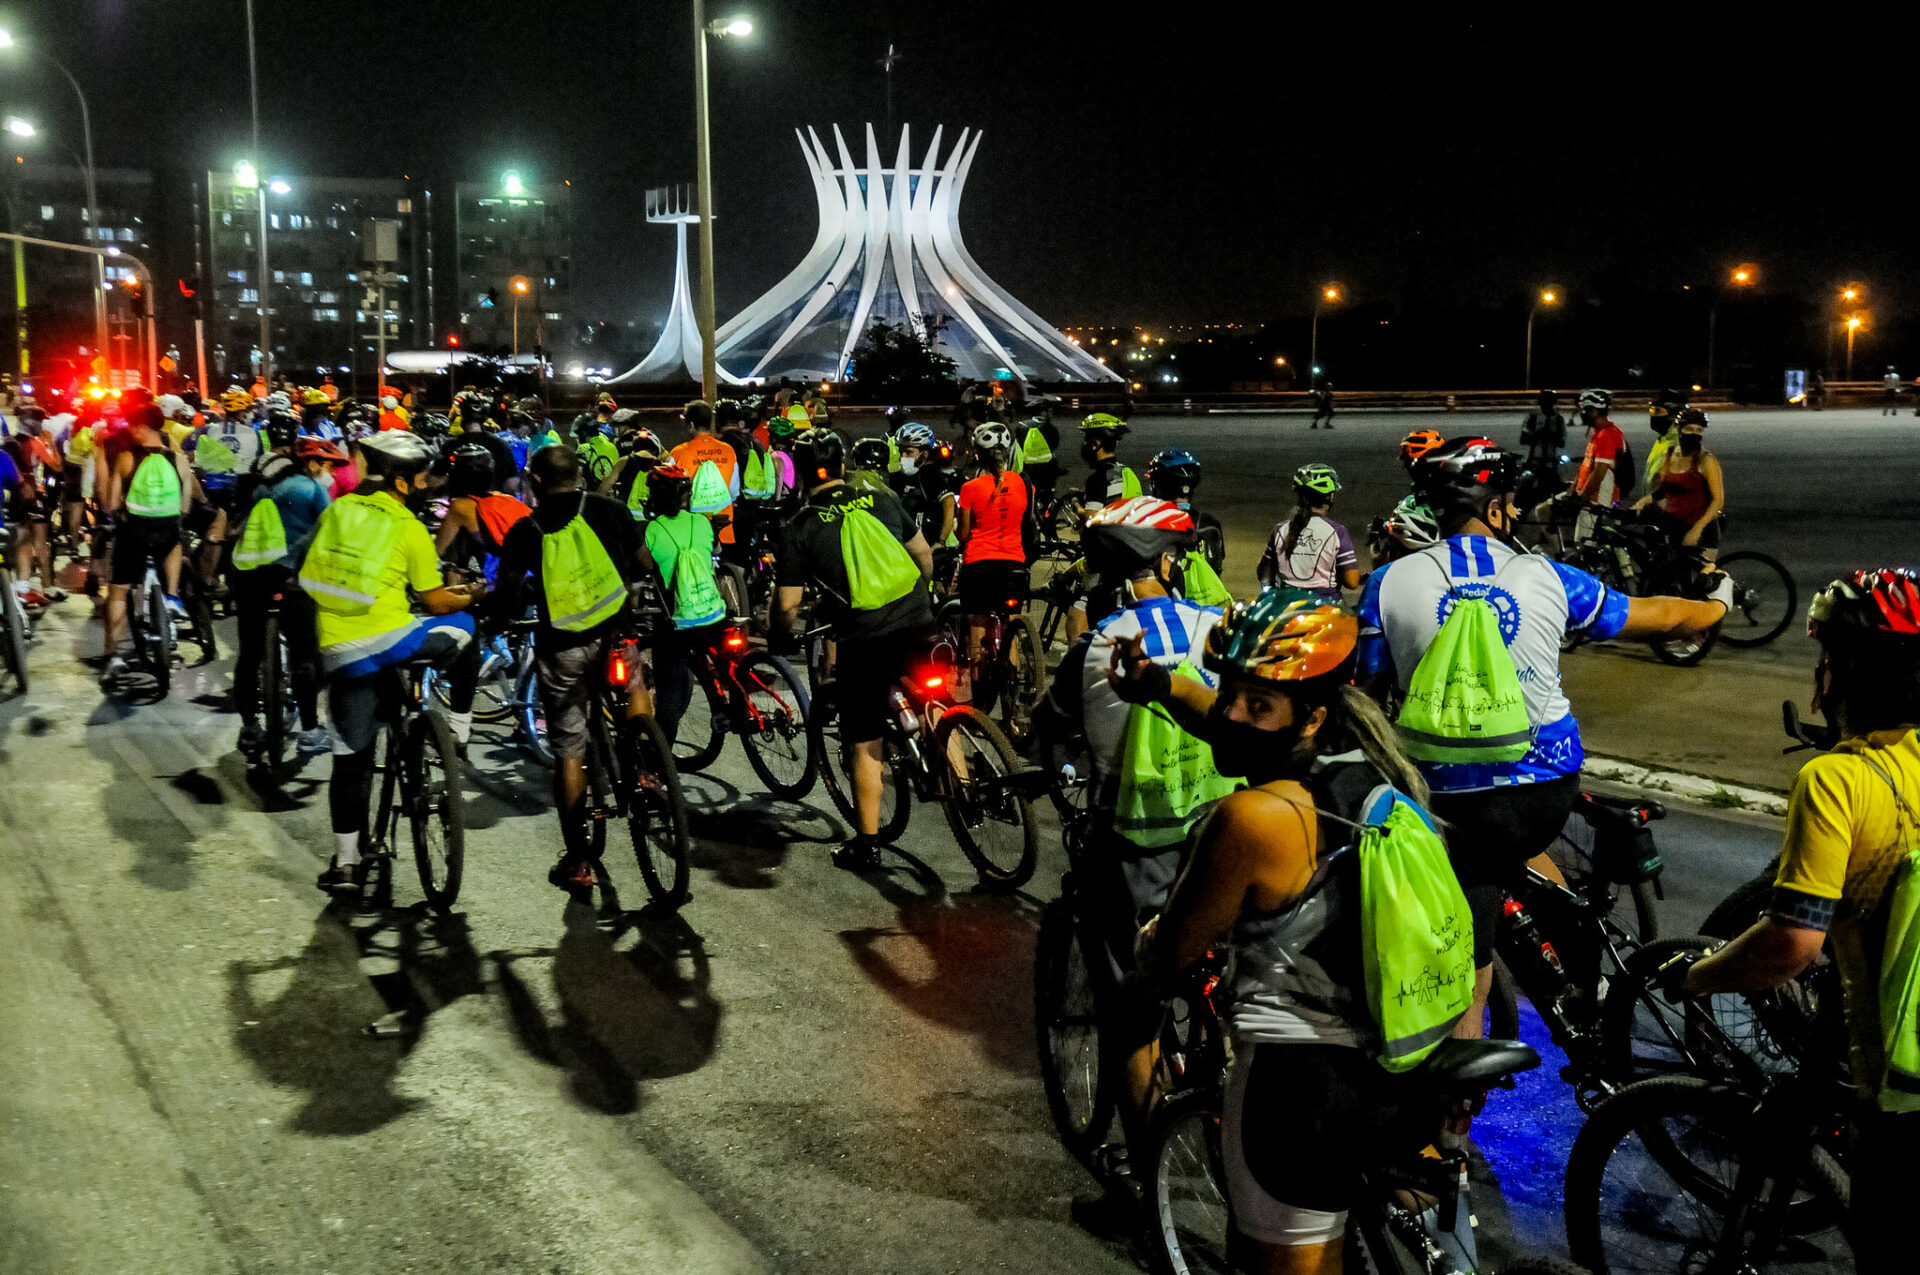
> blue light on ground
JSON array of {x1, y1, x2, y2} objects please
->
[{"x1": 1468, "y1": 1000, "x2": 1581, "y2": 1255}]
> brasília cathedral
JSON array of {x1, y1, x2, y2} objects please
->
[{"x1": 612, "y1": 125, "x2": 1119, "y2": 387}]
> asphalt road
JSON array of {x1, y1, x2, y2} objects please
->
[{"x1": 0, "y1": 589, "x2": 1809, "y2": 1274}]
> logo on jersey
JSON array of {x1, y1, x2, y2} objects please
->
[{"x1": 1435, "y1": 582, "x2": 1522, "y2": 646}]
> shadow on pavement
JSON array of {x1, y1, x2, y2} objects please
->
[
  {"x1": 838, "y1": 848, "x2": 1044, "y2": 1076},
  {"x1": 491, "y1": 904, "x2": 722, "y2": 1115},
  {"x1": 681, "y1": 773, "x2": 840, "y2": 890},
  {"x1": 225, "y1": 902, "x2": 487, "y2": 1136}
]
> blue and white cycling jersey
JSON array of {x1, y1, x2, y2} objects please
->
[{"x1": 1357, "y1": 535, "x2": 1630, "y2": 793}]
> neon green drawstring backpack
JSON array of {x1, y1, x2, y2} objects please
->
[{"x1": 1396, "y1": 559, "x2": 1533, "y2": 763}]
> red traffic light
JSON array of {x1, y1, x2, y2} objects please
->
[{"x1": 447, "y1": 334, "x2": 460, "y2": 347}]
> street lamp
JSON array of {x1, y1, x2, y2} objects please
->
[
  {"x1": 509, "y1": 275, "x2": 531, "y2": 357},
  {"x1": 1706, "y1": 263, "x2": 1757, "y2": 389},
  {"x1": 1828, "y1": 282, "x2": 1866, "y2": 376},
  {"x1": 691, "y1": 3, "x2": 754, "y2": 403},
  {"x1": 4, "y1": 117, "x2": 31, "y2": 139},
  {"x1": 1846, "y1": 312, "x2": 1867, "y2": 381},
  {"x1": 234, "y1": 160, "x2": 273, "y2": 391},
  {"x1": 504, "y1": 170, "x2": 525, "y2": 198},
  {"x1": 0, "y1": 26, "x2": 107, "y2": 377},
  {"x1": 1525, "y1": 288, "x2": 1559, "y2": 390},
  {"x1": 1310, "y1": 284, "x2": 1341, "y2": 380}
]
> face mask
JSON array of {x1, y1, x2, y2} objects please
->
[
  {"x1": 900, "y1": 455, "x2": 919, "y2": 476},
  {"x1": 1205, "y1": 701, "x2": 1307, "y2": 785},
  {"x1": 1678, "y1": 433, "x2": 1704, "y2": 454},
  {"x1": 1080, "y1": 441, "x2": 1101, "y2": 464}
]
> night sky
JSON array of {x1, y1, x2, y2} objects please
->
[{"x1": 9, "y1": 2, "x2": 1916, "y2": 330}]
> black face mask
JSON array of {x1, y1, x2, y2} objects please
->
[
  {"x1": 1080, "y1": 440, "x2": 1102, "y2": 465},
  {"x1": 1678, "y1": 433, "x2": 1704, "y2": 455},
  {"x1": 1205, "y1": 702, "x2": 1308, "y2": 785}
]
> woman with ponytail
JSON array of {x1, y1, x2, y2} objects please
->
[{"x1": 1258, "y1": 463, "x2": 1363, "y2": 601}]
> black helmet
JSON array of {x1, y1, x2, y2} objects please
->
[
  {"x1": 447, "y1": 440, "x2": 497, "y2": 497},
  {"x1": 1411, "y1": 437, "x2": 1519, "y2": 524},
  {"x1": 850, "y1": 437, "x2": 890, "y2": 471},
  {"x1": 792, "y1": 429, "x2": 845, "y2": 486},
  {"x1": 1677, "y1": 407, "x2": 1710, "y2": 428},
  {"x1": 1146, "y1": 448, "x2": 1202, "y2": 501},
  {"x1": 264, "y1": 409, "x2": 300, "y2": 452}
]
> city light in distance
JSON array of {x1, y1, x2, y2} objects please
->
[
  {"x1": 4, "y1": 117, "x2": 32, "y2": 138},
  {"x1": 504, "y1": 171, "x2": 524, "y2": 196},
  {"x1": 269, "y1": 179, "x2": 291, "y2": 195},
  {"x1": 234, "y1": 161, "x2": 259, "y2": 188}
]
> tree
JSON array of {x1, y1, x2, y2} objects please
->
[{"x1": 845, "y1": 316, "x2": 957, "y2": 403}]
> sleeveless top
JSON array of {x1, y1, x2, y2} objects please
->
[
  {"x1": 1225, "y1": 755, "x2": 1381, "y2": 1049},
  {"x1": 1653, "y1": 455, "x2": 1711, "y2": 525}
]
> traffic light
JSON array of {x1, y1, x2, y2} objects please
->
[{"x1": 447, "y1": 333, "x2": 461, "y2": 348}]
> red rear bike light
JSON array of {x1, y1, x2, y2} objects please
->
[
  {"x1": 1502, "y1": 897, "x2": 1524, "y2": 918},
  {"x1": 608, "y1": 653, "x2": 631, "y2": 687},
  {"x1": 724, "y1": 629, "x2": 748, "y2": 651},
  {"x1": 922, "y1": 674, "x2": 944, "y2": 690}
]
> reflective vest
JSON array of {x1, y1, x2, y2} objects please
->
[
  {"x1": 540, "y1": 513, "x2": 628, "y2": 632},
  {"x1": 646, "y1": 512, "x2": 726, "y2": 628},
  {"x1": 232, "y1": 495, "x2": 287, "y2": 570},
  {"x1": 126, "y1": 451, "x2": 183, "y2": 519},
  {"x1": 298, "y1": 493, "x2": 408, "y2": 614}
]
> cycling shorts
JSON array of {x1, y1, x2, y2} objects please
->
[
  {"x1": 1223, "y1": 1043, "x2": 1428, "y2": 1247},
  {"x1": 956, "y1": 560, "x2": 1029, "y2": 615},
  {"x1": 1428, "y1": 775, "x2": 1580, "y2": 966},
  {"x1": 111, "y1": 514, "x2": 180, "y2": 587},
  {"x1": 833, "y1": 626, "x2": 932, "y2": 744},
  {"x1": 59, "y1": 464, "x2": 85, "y2": 504}
]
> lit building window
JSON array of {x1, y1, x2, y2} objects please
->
[
  {"x1": 239, "y1": 288, "x2": 258, "y2": 303},
  {"x1": 38, "y1": 205, "x2": 52, "y2": 221}
]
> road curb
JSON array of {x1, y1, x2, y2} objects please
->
[{"x1": 1582, "y1": 755, "x2": 1789, "y2": 818}]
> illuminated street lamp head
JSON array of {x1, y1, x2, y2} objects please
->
[
  {"x1": 503, "y1": 171, "x2": 524, "y2": 197},
  {"x1": 4, "y1": 116, "x2": 32, "y2": 139},
  {"x1": 1730, "y1": 264, "x2": 1757, "y2": 287},
  {"x1": 234, "y1": 160, "x2": 259, "y2": 189},
  {"x1": 1541, "y1": 289, "x2": 1558, "y2": 304},
  {"x1": 509, "y1": 276, "x2": 532, "y2": 296},
  {"x1": 707, "y1": 16, "x2": 753, "y2": 36},
  {"x1": 1843, "y1": 288, "x2": 1858, "y2": 301},
  {"x1": 1323, "y1": 286, "x2": 1340, "y2": 302},
  {"x1": 1849, "y1": 315, "x2": 1864, "y2": 330},
  {"x1": 268, "y1": 179, "x2": 291, "y2": 195},
  {"x1": 0, "y1": 30, "x2": 13, "y2": 48}
]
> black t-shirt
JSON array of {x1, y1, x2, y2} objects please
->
[
  {"x1": 1083, "y1": 458, "x2": 1132, "y2": 506},
  {"x1": 495, "y1": 490, "x2": 651, "y2": 650},
  {"x1": 891, "y1": 466, "x2": 958, "y2": 541},
  {"x1": 777, "y1": 483, "x2": 933, "y2": 642},
  {"x1": 448, "y1": 428, "x2": 519, "y2": 488}
]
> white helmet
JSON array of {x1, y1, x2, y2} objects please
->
[
  {"x1": 893, "y1": 421, "x2": 936, "y2": 448},
  {"x1": 357, "y1": 431, "x2": 435, "y2": 480},
  {"x1": 971, "y1": 422, "x2": 1013, "y2": 452},
  {"x1": 1577, "y1": 388, "x2": 1612, "y2": 412},
  {"x1": 156, "y1": 394, "x2": 192, "y2": 421}
]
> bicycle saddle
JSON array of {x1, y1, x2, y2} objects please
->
[{"x1": 1417, "y1": 1038, "x2": 1540, "y2": 1090}]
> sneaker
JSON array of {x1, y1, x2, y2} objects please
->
[
  {"x1": 99, "y1": 654, "x2": 129, "y2": 685},
  {"x1": 831, "y1": 838, "x2": 883, "y2": 872},
  {"x1": 548, "y1": 857, "x2": 597, "y2": 894},
  {"x1": 317, "y1": 858, "x2": 368, "y2": 897},
  {"x1": 237, "y1": 721, "x2": 265, "y2": 757},
  {"x1": 164, "y1": 594, "x2": 189, "y2": 621},
  {"x1": 43, "y1": 585, "x2": 67, "y2": 603},
  {"x1": 16, "y1": 585, "x2": 47, "y2": 609},
  {"x1": 296, "y1": 726, "x2": 333, "y2": 755}
]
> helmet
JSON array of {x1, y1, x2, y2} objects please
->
[
  {"x1": 1080, "y1": 411, "x2": 1129, "y2": 434},
  {"x1": 1398, "y1": 429, "x2": 1444, "y2": 469},
  {"x1": 15, "y1": 402, "x2": 45, "y2": 422},
  {"x1": 263, "y1": 409, "x2": 301, "y2": 452},
  {"x1": 792, "y1": 429, "x2": 846, "y2": 485},
  {"x1": 595, "y1": 391, "x2": 617, "y2": 410},
  {"x1": 715, "y1": 398, "x2": 747, "y2": 429},
  {"x1": 893, "y1": 421, "x2": 936, "y2": 448},
  {"x1": 1809, "y1": 569, "x2": 1920, "y2": 645},
  {"x1": 302, "y1": 388, "x2": 331, "y2": 406},
  {"x1": 610, "y1": 407, "x2": 639, "y2": 427},
  {"x1": 1383, "y1": 495, "x2": 1441, "y2": 549},
  {"x1": 447, "y1": 440, "x2": 497, "y2": 496},
  {"x1": 627, "y1": 427, "x2": 665, "y2": 460},
  {"x1": 157, "y1": 394, "x2": 191, "y2": 421},
  {"x1": 1081, "y1": 497, "x2": 1195, "y2": 579},
  {"x1": 1578, "y1": 388, "x2": 1612, "y2": 412},
  {"x1": 971, "y1": 422, "x2": 1013, "y2": 452},
  {"x1": 1677, "y1": 407, "x2": 1710, "y2": 428},
  {"x1": 1293, "y1": 463, "x2": 1341, "y2": 497},
  {"x1": 1204, "y1": 592, "x2": 1359, "y2": 686},
  {"x1": 1412, "y1": 437, "x2": 1519, "y2": 521},
  {"x1": 768, "y1": 414, "x2": 800, "y2": 440},
  {"x1": 296, "y1": 436, "x2": 349, "y2": 465},
  {"x1": 221, "y1": 388, "x2": 255, "y2": 413},
  {"x1": 357, "y1": 431, "x2": 436, "y2": 481},
  {"x1": 1146, "y1": 449, "x2": 1202, "y2": 500},
  {"x1": 266, "y1": 390, "x2": 292, "y2": 412},
  {"x1": 850, "y1": 437, "x2": 891, "y2": 470},
  {"x1": 646, "y1": 461, "x2": 692, "y2": 514}
]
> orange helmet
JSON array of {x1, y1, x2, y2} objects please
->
[
  {"x1": 1399, "y1": 428, "x2": 1445, "y2": 470},
  {"x1": 1205, "y1": 590, "x2": 1358, "y2": 685}
]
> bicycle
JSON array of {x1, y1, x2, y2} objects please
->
[
  {"x1": 0, "y1": 530, "x2": 31, "y2": 695},
  {"x1": 252, "y1": 586, "x2": 300, "y2": 777},
  {"x1": 938, "y1": 590, "x2": 1045, "y2": 745},
  {"x1": 362, "y1": 656, "x2": 467, "y2": 914},
  {"x1": 669, "y1": 623, "x2": 816, "y2": 800},
  {"x1": 575, "y1": 634, "x2": 694, "y2": 909},
  {"x1": 806, "y1": 626, "x2": 1042, "y2": 888},
  {"x1": 125, "y1": 556, "x2": 177, "y2": 697}
]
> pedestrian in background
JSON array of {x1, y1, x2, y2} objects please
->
[
  {"x1": 1310, "y1": 377, "x2": 1335, "y2": 430},
  {"x1": 1520, "y1": 389, "x2": 1566, "y2": 468},
  {"x1": 1884, "y1": 366, "x2": 1901, "y2": 415}
]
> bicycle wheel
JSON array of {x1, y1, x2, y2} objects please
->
[
  {"x1": 672, "y1": 674, "x2": 727, "y2": 773},
  {"x1": 1036, "y1": 712, "x2": 1094, "y2": 827},
  {"x1": 582, "y1": 713, "x2": 614, "y2": 859},
  {"x1": 260, "y1": 613, "x2": 290, "y2": 774},
  {"x1": 140, "y1": 579, "x2": 172, "y2": 698},
  {"x1": 1146, "y1": 1086, "x2": 1233, "y2": 1275},
  {"x1": 1714, "y1": 551, "x2": 1796, "y2": 648},
  {"x1": 408, "y1": 709, "x2": 467, "y2": 913},
  {"x1": 734, "y1": 652, "x2": 816, "y2": 800},
  {"x1": 1034, "y1": 897, "x2": 1114, "y2": 1166},
  {"x1": 514, "y1": 661, "x2": 553, "y2": 767},
  {"x1": 997, "y1": 611, "x2": 1046, "y2": 745},
  {"x1": 436, "y1": 639, "x2": 514, "y2": 723},
  {"x1": 366, "y1": 724, "x2": 400, "y2": 907},
  {"x1": 1651, "y1": 626, "x2": 1716, "y2": 667},
  {"x1": 1, "y1": 572, "x2": 28, "y2": 694},
  {"x1": 808, "y1": 706, "x2": 912, "y2": 844},
  {"x1": 623, "y1": 713, "x2": 693, "y2": 908},
  {"x1": 934, "y1": 705, "x2": 1039, "y2": 888},
  {"x1": 185, "y1": 584, "x2": 219, "y2": 663},
  {"x1": 1563, "y1": 1076, "x2": 1850, "y2": 1275}
]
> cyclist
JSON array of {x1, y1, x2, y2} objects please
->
[
  {"x1": 1572, "y1": 387, "x2": 1630, "y2": 511},
  {"x1": 1675, "y1": 567, "x2": 1920, "y2": 1275},
  {"x1": 187, "y1": 394, "x2": 264, "y2": 593},
  {"x1": 954, "y1": 422, "x2": 1032, "y2": 695},
  {"x1": 1258, "y1": 463, "x2": 1362, "y2": 601},
  {"x1": 1632, "y1": 407, "x2": 1724, "y2": 562},
  {"x1": 1363, "y1": 437, "x2": 1732, "y2": 1035},
  {"x1": 1310, "y1": 377, "x2": 1335, "y2": 430},
  {"x1": 1078, "y1": 413, "x2": 1140, "y2": 512},
  {"x1": 433, "y1": 441, "x2": 530, "y2": 583},
  {"x1": 3, "y1": 404, "x2": 64, "y2": 604},
  {"x1": 575, "y1": 405, "x2": 622, "y2": 488},
  {"x1": 1518, "y1": 392, "x2": 1565, "y2": 472},
  {"x1": 670, "y1": 399, "x2": 741, "y2": 553},
  {"x1": 57, "y1": 402, "x2": 97, "y2": 578},
  {"x1": 1398, "y1": 428, "x2": 1445, "y2": 479},
  {"x1": 490, "y1": 444, "x2": 659, "y2": 895},
  {"x1": 1042, "y1": 494, "x2": 1228, "y2": 1171},
  {"x1": 774, "y1": 429, "x2": 934, "y2": 871},
  {"x1": 100, "y1": 403, "x2": 200, "y2": 685},
  {"x1": 232, "y1": 436, "x2": 345, "y2": 759},
  {"x1": 889, "y1": 421, "x2": 957, "y2": 548},
  {"x1": 602, "y1": 425, "x2": 667, "y2": 518},
  {"x1": 1643, "y1": 387, "x2": 1685, "y2": 496},
  {"x1": 637, "y1": 460, "x2": 729, "y2": 746},
  {"x1": 300, "y1": 432, "x2": 485, "y2": 896},
  {"x1": 1014, "y1": 409, "x2": 1061, "y2": 502},
  {"x1": 1146, "y1": 448, "x2": 1219, "y2": 561},
  {"x1": 1120, "y1": 595, "x2": 1444, "y2": 1273},
  {"x1": 846, "y1": 437, "x2": 894, "y2": 496}
]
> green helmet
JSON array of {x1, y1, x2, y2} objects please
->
[
  {"x1": 768, "y1": 414, "x2": 799, "y2": 440},
  {"x1": 1203, "y1": 587, "x2": 1359, "y2": 686},
  {"x1": 1080, "y1": 412, "x2": 1129, "y2": 434},
  {"x1": 1293, "y1": 463, "x2": 1341, "y2": 497}
]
